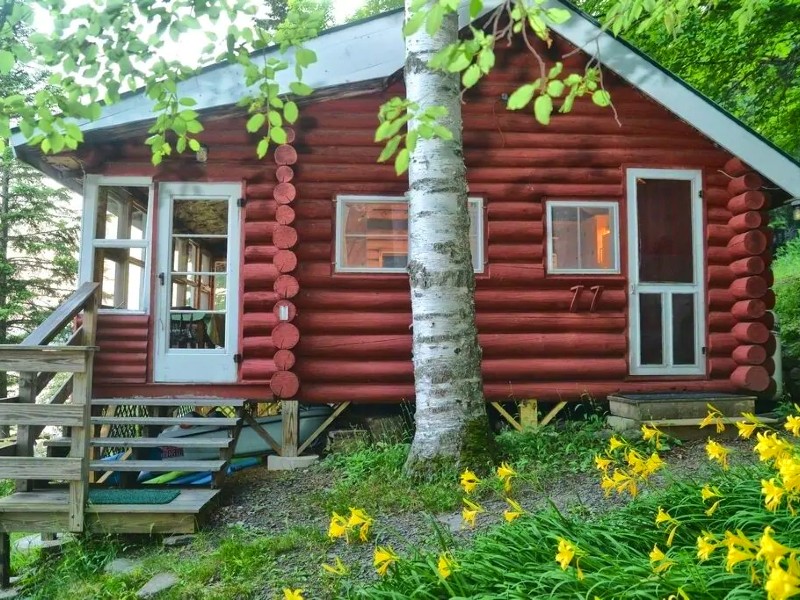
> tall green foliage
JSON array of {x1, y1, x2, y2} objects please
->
[{"x1": 773, "y1": 237, "x2": 800, "y2": 360}]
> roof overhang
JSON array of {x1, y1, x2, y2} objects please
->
[{"x1": 13, "y1": 0, "x2": 800, "y2": 199}]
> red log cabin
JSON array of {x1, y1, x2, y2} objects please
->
[{"x1": 13, "y1": 3, "x2": 800, "y2": 407}]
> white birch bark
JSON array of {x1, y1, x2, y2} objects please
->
[{"x1": 404, "y1": 1, "x2": 491, "y2": 471}]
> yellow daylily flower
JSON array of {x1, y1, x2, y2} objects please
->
[
  {"x1": 723, "y1": 530, "x2": 758, "y2": 573},
  {"x1": 555, "y1": 538, "x2": 577, "y2": 570},
  {"x1": 503, "y1": 497, "x2": 524, "y2": 523},
  {"x1": 643, "y1": 452, "x2": 664, "y2": 477},
  {"x1": 594, "y1": 454, "x2": 613, "y2": 471},
  {"x1": 608, "y1": 435, "x2": 625, "y2": 451},
  {"x1": 641, "y1": 424, "x2": 663, "y2": 447},
  {"x1": 437, "y1": 552, "x2": 456, "y2": 579},
  {"x1": 705, "y1": 500, "x2": 721, "y2": 517},
  {"x1": 322, "y1": 556, "x2": 348, "y2": 576},
  {"x1": 697, "y1": 532, "x2": 718, "y2": 561},
  {"x1": 497, "y1": 462, "x2": 517, "y2": 492},
  {"x1": 347, "y1": 507, "x2": 373, "y2": 542},
  {"x1": 461, "y1": 497, "x2": 484, "y2": 528},
  {"x1": 328, "y1": 512, "x2": 348, "y2": 540},
  {"x1": 283, "y1": 589, "x2": 304, "y2": 600},
  {"x1": 655, "y1": 506, "x2": 677, "y2": 526},
  {"x1": 600, "y1": 473, "x2": 615, "y2": 497},
  {"x1": 786, "y1": 415, "x2": 800, "y2": 438},
  {"x1": 649, "y1": 544, "x2": 675, "y2": 574},
  {"x1": 373, "y1": 546, "x2": 399, "y2": 576},
  {"x1": 699, "y1": 404, "x2": 725, "y2": 433},
  {"x1": 763, "y1": 478, "x2": 785, "y2": 512},
  {"x1": 755, "y1": 432, "x2": 794, "y2": 464},
  {"x1": 626, "y1": 448, "x2": 647, "y2": 476},
  {"x1": 758, "y1": 527, "x2": 795, "y2": 568},
  {"x1": 612, "y1": 468, "x2": 638, "y2": 498},
  {"x1": 779, "y1": 457, "x2": 800, "y2": 493},
  {"x1": 460, "y1": 469, "x2": 480, "y2": 494},
  {"x1": 736, "y1": 420, "x2": 759, "y2": 439},
  {"x1": 765, "y1": 563, "x2": 800, "y2": 600},
  {"x1": 706, "y1": 439, "x2": 730, "y2": 470},
  {"x1": 701, "y1": 484, "x2": 722, "y2": 502}
]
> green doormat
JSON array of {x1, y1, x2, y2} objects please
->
[{"x1": 88, "y1": 489, "x2": 181, "y2": 505}]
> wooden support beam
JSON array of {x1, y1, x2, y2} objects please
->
[
  {"x1": 297, "y1": 402, "x2": 351, "y2": 455},
  {"x1": 490, "y1": 402, "x2": 522, "y2": 432},
  {"x1": 519, "y1": 400, "x2": 538, "y2": 429},
  {"x1": 242, "y1": 412, "x2": 281, "y2": 454},
  {"x1": 15, "y1": 373, "x2": 36, "y2": 493},
  {"x1": 540, "y1": 401, "x2": 568, "y2": 427},
  {"x1": 281, "y1": 400, "x2": 299, "y2": 457},
  {"x1": 0, "y1": 533, "x2": 8, "y2": 589}
]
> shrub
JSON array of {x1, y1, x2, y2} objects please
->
[{"x1": 773, "y1": 236, "x2": 800, "y2": 360}]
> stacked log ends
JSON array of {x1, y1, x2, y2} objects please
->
[
  {"x1": 724, "y1": 159, "x2": 773, "y2": 392},
  {"x1": 269, "y1": 129, "x2": 300, "y2": 400}
]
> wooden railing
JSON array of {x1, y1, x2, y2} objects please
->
[{"x1": 0, "y1": 282, "x2": 99, "y2": 533}]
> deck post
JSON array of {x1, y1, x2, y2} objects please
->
[
  {"x1": 15, "y1": 373, "x2": 36, "y2": 493},
  {"x1": 0, "y1": 532, "x2": 8, "y2": 588},
  {"x1": 281, "y1": 400, "x2": 299, "y2": 457}
]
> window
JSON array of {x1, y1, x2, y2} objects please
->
[
  {"x1": 82, "y1": 177, "x2": 152, "y2": 311},
  {"x1": 335, "y1": 196, "x2": 484, "y2": 273},
  {"x1": 546, "y1": 201, "x2": 619, "y2": 274}
]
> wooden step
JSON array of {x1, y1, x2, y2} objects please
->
[
  {"x1": 89, "y1": 459, "x2": 226, "y2": 472},
  {"x1": 93, "y1": 398, "x2": 247, "y2": 408},
  {"x1": 91, "y1": 416, "x2": 240, "y2": 427},
  {"x1": 44, "y1": 437, "x2": 233, "y2": 449}
]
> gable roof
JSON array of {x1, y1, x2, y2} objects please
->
[{"x1": 13, "y1": 0, "x2": 800, "y2": 199}]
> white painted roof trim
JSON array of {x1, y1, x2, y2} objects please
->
[{"x1": 13, "y1": 0, "x2": 800, "y2": 198}]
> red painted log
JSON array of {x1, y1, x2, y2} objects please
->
[
  {"x1": 709, "y1": 312, "x2": 736, "y2": 332},
  {"x1": 730, "y1": 365, "x2": 770, "y2": 392},
  {"x1": 728, "y1": 211, "x2": 764, "y2": 233},
  {"x1": 707, "y1": 247, "x2": 732, "y2": 265},
  {"x1": 488, "y1": 264, "x2": 546, "y2": 285},
  {"x1": 728, "y1": 191, "x2": 768, "y2": 214},
  {"x1": 486, "y1": 202, "x2": 543, "y2": 220},
  {"x1": 274, "y1": 144, "x2": 298, "y2": 165},
  {"x1": 708, "y1": 266, "x2": 734, "y2": 287},
  {"x1": 273, "y1": 349, "x2": 296, "y2": 371},
  {"x1": 763, "y1": 289, "x2": 776, "y2": 310},
  {"x1": 733, "y1": 345, "x2": 767, "y2": 366},
  {"x1": 283, "y1": 127, "x2": 296, "y2": 144},
  {"x1": 274, "y1": 182, "x2": 297, "y2": 205},
  {"x1": 764, "y1": 358, "x2": 776, "y2": 376},
  {"x1": 94, "y1": 352, "x2": 147, "y2": 367},
  {"x1": 708, "y1": 333, "x2": 737, "y2": 356},
  {"x1": 272, "y1": 322, "x2": 300, "y2": 349},
  {"x1": 276, "y1": 165, "x2": 294, "y2": 183},
  {"x1": 243, "y1": 291, "x2": 279, "y2": 310},
  {"x1": 242, "y1": 312, "x2": 279, "y2": 335},
  {"x1": 96, "y1": 327, "x2": 150, "y2": 341},
  {"x1": 708, "y1": 207, "x2": 733, "y2": 224},
  {"x1": 243, "y1": 263, "x2": 279, "y2": 288},
  {"x1": 274, "y1": 274, "x2": 300, "y2": 299},
  {"x1": 273, "y1": 225, "x2": 298, "y2": 249},
  {"x1": 729, "y1": 276, "x2": 767, "y2": 300},
  {"x1": 241, "y1": 359, "x2": 278, "y2": 381},
  {"x1": 732, "y1": 321, "x2": 769, "y2": 344},
  {"x1": 246, "y1": 183, "x2": 277, "y2": 197},
  {"x1": 488, "y1": 244, "x2": 544, "y2": 262},
  {"x1": 244, "y1": 245, "x2": 279, "y2": 263},
  {"x1": 245, "y1": 200, "x2": 276, "y2": 221},
  {"x1": 727, "y1": 230, "x2": 767, "y2": 259},
  {"x1": 724, "y1": 157, "x2": 751, "y2": 177},
  {"x1": 270, "y1": 371, "x2": 300, "y2": 399},
  {"x1": 709, "y1": 290, "x2": 736, "y2": 310},
  {"x1": 96, "y1": 340, "x2": 148, "y2": 353},
  {"x1": 764, "y1": 334, "x2": 777, "y2": 357},
  {"x1": 273, "y1": 250, "x2": 298, "y2": 273},
  {"x1": 275, "y1": 205, "x2": 296, "y2": 225},
  {"x1": 294, "y1": 200, "x2": 333, "y2": 220},
  {"x1": 488, "y1": 220, "x2": 544, "y2": 243},
  {"x1": 294, "y1": 220, "x2": 331, "y2": 242},
  {"x1": 760, "y1": 311, "x2": 775, "y2": 331},
  {"x1": 273, "y1": 299, "x2": 297, "y2": 321},
  {"x1": 710, "y1": 358, "x2": 737, "y2": 377},
  {"x1": 728, "y1": 173, "x2": 763, "y2": 196},
  {"x1": 295, "y1": 242, "x2": 331, "y2": 261},
  {"x1": 730, "y1": 256, "x2": 765, "y2": 277},
  {"x1": 731, "y1": 299, "x2": 766, "y2": 320},
  {"x1": 705, "y1": 187, "x2": 731, "y2": 207},
  {"x1": 242, "y1": 336, "x2": 277, "y2": 358},
  {"x1": 764, "y1": 269, "x2": 774, "y2": 289},
  {"x1": 707, "y1": 225, "x2": 734, "y2": 246},
  {"x1": 244, "y1": 221, "x2": 278, "y2": 243}
]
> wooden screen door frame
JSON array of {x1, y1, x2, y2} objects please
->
[
  {"x1": 627, "y1": 168, "x2": 706, "y2": 376},
  {"x1": 153, "y1": 182, "x2": 242, "y2": 383}
]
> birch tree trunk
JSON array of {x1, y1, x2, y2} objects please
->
[{"x1": 404, "y1": 1, "x2": 494, "y2": 473}]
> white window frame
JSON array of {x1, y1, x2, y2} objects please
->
[
  {"x1": 80, "y1": 175, "x2": 154, "y2": 314},
  {"x1": 334, "y1": 195, "x2": 485, "y2": 274},
  {"x1": 546, "y1": 200, "x2": 621, "y2": 275}
]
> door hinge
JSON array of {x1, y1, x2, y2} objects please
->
[
  {"x1": 698, "y1": 190, "x2": 704, "y2": 199},
  {"x1": 158, "y1": 272, "x2": 165, "y2": 286},
  {"x1": 237, "y1": 197, "x2": 247, "y2": 208},
  {"x1": 233, "y1": 353, "x2": 243, "y2": 364},
  {"x1": 701, "y1": 346, "x2": 707, "y2": 355}
]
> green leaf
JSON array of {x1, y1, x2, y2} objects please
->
[
  {"x1": 469, "y1": 0, "x2": 483, "y2": 19},
  {"x1": 592, "y1": 90, "x2": 612, "y2": 107},
  {"x1": 256, "y1": 137, "x2": 270, "y2": 159},
  {"x1": 546, "y1": 8, "x2": 571, "y2": 25},
  {"x1": 394, "y1": 148, "x2": 410, "y2": 175},
  {"x1": 426, "y1": 4, "x2": 444, "y2": 36},
  {"x1": 186, "y1": 120, "x2": 204, "y2": 134},
  {"x1": 534, "y1": 94, "x2": 553, "y2": 125},
  {"x1": 268, "y1": 110, "x2": 282, "y2": 127},
  {"x1": 270, "y1": 126, "x2": 287, "y2": 144},
  {"x1": 247, "y1": 113, "x2": 266, "y2": 133},
  {"x1": 289, "y1": 82, "x2": 313, "y2": 96},
  {"x1": 404, "y1": 10, "x2": 426, "y2": 36},
  {"x1": 284, "y1": 101, "x2": 299, "y2": 124},
  {"x1": 378, "y1": 135, "x2": 402, "y2": 162},
  {"x1": 547, "y1": 80, "x2": 565, "y2": 98},
  {"x1": 188, "y1": 138, "x2": 201, "y2": 152},
  {"x1": 296, "y1": 47, "x2": 317, "y2": 68},
  {"x1": 0, "y1": 50, "x2": 14, "y2": 75},
  {"x1": 462, "y1": 64, "x2": 481, "y2": 89},
  {"x1": 507, "y1": 84, "x2": 536, "y2": 110}
]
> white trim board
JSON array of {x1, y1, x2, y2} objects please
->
[{"x1": 11, "y1": 1, "x2": 800, "y2": 198}]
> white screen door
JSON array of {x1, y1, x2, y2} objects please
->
[
  {"x1": 154, "y1": 182, "x2": 241, "y2": 383},
  {"x1": 628, "y1": 169, "x2": 706, "y2": 376}
]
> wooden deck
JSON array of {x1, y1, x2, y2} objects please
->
[{"x1": 0, "y1": 489, "x2": 220, "y2": 534}]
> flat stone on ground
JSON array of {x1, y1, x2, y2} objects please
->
[
  {"x1": 105, "y1": 558, "x2": 143, "y2": 576},
  {"x1": 163, "y1": 534, "x2": 195, "y2": 548},
  {"x1": 13, "y1": 534, "x2": 70, "y2": 552},
  {"x1": 0, "y1": 587, "x2": 20, "y2": 599},
  {"x1": 267, "y1": 454, "x2": 318, "y2": 471},
  {"x1": 136, "y1": 573, "x2": 179, "y2": 598}
]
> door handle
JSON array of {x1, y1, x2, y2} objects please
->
[{"x1": 158, "y1": 272, "x2": 165, "y2": 286}]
